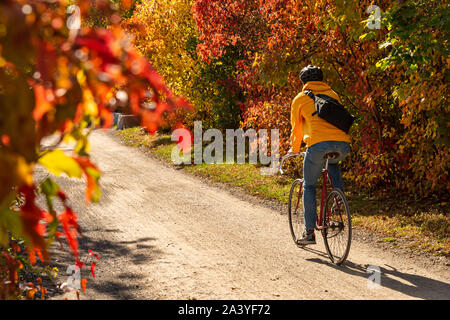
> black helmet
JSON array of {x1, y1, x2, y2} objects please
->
[{"x1": 299, "y1": 65, "x2": 323, "y2": 83}]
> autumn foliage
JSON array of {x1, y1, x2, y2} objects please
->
[
  {"x1": 124, "y1": 0, "x2": 245, "y2": 130},
  {"x1": 0, "y1": 0, "x2": 188, "y2": 299},
  {"x1": 126, "y1": 0, "x2": 448, "y2": 198},
  {"x1": 1, "y1": 0, "x2": 448, "y2": 300}
]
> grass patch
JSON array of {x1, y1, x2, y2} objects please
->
[{"x1": 115, "y1": 128, "x2": 450, "y2": 257}]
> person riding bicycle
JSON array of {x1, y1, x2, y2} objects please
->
[{"x1": 289, "y1": 65, "x2": 351, "y2": 245}]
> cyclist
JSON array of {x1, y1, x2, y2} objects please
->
[{"x1": 288, "y1": 65, "x2": 351, "y2": 245}]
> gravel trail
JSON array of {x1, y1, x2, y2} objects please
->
[{"x1": 37, "y1": 130, "x2": 450, "y2": 300}]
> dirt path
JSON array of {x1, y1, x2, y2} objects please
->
[{"x1": 36, "y1": 130, "x2": 450, "y2": 300}]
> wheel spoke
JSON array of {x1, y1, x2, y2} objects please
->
[
  {"x1": 289, "y1": 179, "x2": 304, "y2": 244},
  {"x1": 322, "y1": 189, "x2": 351, "y2": 265}
]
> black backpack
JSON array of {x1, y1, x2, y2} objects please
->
[{"x1": 303, "y1": 90, "x2": 355, "y2": 134}]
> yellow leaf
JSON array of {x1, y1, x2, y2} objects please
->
[
  {"x1": 0, "y1": 151, "x2": 33, "y2": 201},
  {"x1": 82, "y1": 88, "x2": 98, "y2": 117},
  {"x1": 38, "y1": 150, "x2": 82, "y2": 178}
]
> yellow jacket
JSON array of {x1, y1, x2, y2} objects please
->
[{"x1": 290, "y1": 81, "x2": 351, "y2": 152}]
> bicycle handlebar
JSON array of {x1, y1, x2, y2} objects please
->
[{"x1": 279, "y1": 152, "x2": 306, "y2": 175}]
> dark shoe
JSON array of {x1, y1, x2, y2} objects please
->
[{"x1": 296, "y1": 230, "x2": 316, "y2": 246}]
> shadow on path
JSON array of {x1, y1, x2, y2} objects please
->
[
  {"x1": 49, "y1": 225, "x2": 164, "y2": 300},
  {"x1": 306, "y1": 256, "x2": 450, "y2": 300}
]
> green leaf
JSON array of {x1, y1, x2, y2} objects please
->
[
  {"x1": 0, "y1": 207, "x2": 23, "y2": 246},
  {"x1": 40, "y1": 178, "x2": 59, "y2": 197},
  {"x1": 39, "y1": 178, "x2": 60, "y2": 244},
  {"x1": 38, "y1": 150, "x2": 82, "y2": 178},
  {"x1": 358, "y1": 31, "x2": 376, "y2": 42},
  {"x1": 86, "y1": 167, "x2": 101, "y2": 203},
  {"x1": 86, "y1": 166, "x2": 101, "y2": 179}
]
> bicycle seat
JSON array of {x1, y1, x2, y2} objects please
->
[{"x1": 324, "y1": 152, "x2": 340, "y2": 159}]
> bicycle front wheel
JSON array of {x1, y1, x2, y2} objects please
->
[
  {"x1": 322, "y1": 188, "x2": 352, "y2": 265},
  {"x1": 288, "y1": 178, "x2": 305, "y2": 245}
]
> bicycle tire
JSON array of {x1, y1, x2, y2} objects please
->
[
  {"x1": 322, "y1": 188, "x2": 351, "y2": 265},
  {"x1": 288, "y1": 178, "x2": 305, "y2": 245}
]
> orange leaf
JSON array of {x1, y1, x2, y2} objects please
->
[
  {"x1": 42, "y1": 210, "x2": 54, "y2": 223},
  {"x1": 81, "y1": 279, "x2": 87, "y2": 293},
  {"x1": 27, "y1": 249, "x2": 36, "y2": 265},
  {"x1": 73, "y1": 156, "x2": 101, "y2": 203},
  {"x1": 40, "y1": 287, "x2": 47, "y2": 300},
  {"x1": 100, "y1": 106, "x2": 113, "y2": 128},
  {"x1": 122, "y1": 0, "x2": 132, "y2": 9},
  {"x1": 32, "y1": 84, "x2": 53, "y2": 122},
  {"x1": 26, "y1": 288, "x2": 37, "y2": 300}
]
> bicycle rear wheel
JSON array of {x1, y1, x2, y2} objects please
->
[
  {"x1": 288, "y1": 179, "x2": 305, "y2": 245},
  {"x1": 322, "y1": 188, "x2": 351, "y2": 265}
]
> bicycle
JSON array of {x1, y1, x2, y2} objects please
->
[{"x1": 280, "y1": 151, "x2": 352, "y2": 265}]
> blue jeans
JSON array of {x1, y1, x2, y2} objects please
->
[{"x1": 303, "y1": 141, "x2": 351, "y2": 230}]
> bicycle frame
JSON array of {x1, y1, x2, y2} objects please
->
[
  {"x1": 317, "y1": 160, "x2": 334, "y2": 230},
  {"x1": 282, "y1": 152, "x2": 351, "y2": 264},
  {"x1": 288, "y1": 156, "x2": 335, "y2": 231}
]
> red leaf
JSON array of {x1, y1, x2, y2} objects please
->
[
  {"x1": 75, "y1": 31, "x2": 119, "y2": 70},
  {"x1": 90, "y1": 262, "x2": 96, "y2": 278},
  {"x1": 1, "y1": 134, "x2": 10, "y2": 146},
  {"x1": 35, "y1": 248, "x2": 44, "y2": 263},
  {"x1": 145, "y1": 67, "x2": 167, "y2": 92},
  {"x1": 19, "y1": 185, "x2": 49, "y2": 261},
  {"x1": 75, "y1": 259, "x2": 85, "y2": 269},
  {"x1": 58, "y1": 208, "x2": 80, "y2": 257},
  {"x1": 88, "y1": 249, "x2": 99, "y2": 260}
]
